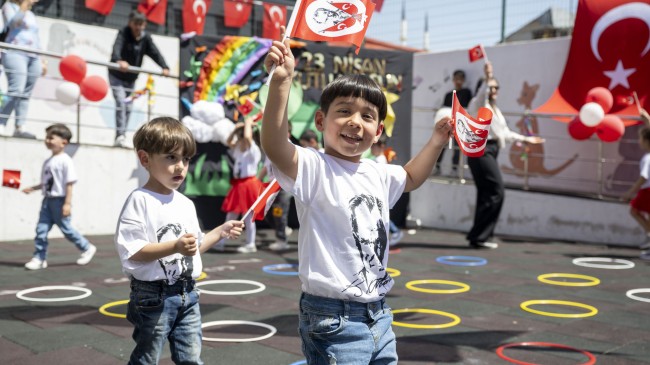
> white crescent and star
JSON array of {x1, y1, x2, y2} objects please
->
[
  {"x1": 268, "y1": 5, "x2": 284, "y2": 28},
  {"x1": 193, "y1": 0, "x2": 207, "y2": 23},
  {"x1": 590, "y1": 2, "x2": 650, "y2": 90}
]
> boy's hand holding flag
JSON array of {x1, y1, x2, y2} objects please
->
[{"x1": 451, "y1": 91, "x2": 493, "y2": 157}]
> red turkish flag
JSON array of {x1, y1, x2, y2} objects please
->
[
  {"x1": 2, "y1": 169, "x2": 21, "y2": 189},
  {"x1": 137, "y1": 0, "x2": 167, "y2": 25},
  {"x1": 535, "y1": 0, "x2": 650, "y2": 125},
  {"x1": 468, "y1": 44, "x2": 485, "y2": 63},
  {"x1": 263, "y1": 3, "x2": 287, "y2": 40},
  {"x1": 245, "y1": 179, "x2": 281, "y2": 221},
  {"x1": 372, "y1": 0, "x2": 384, "y2": 12},
  {"x1": 85, "y1": 0, "x2": 116, "y2": 15},
  {"x1": 224, "y1": 0, "x2": 253, "y2": 28},
  {"x1": 183, "y1": 0, "x2": 212, "y2": 35},
  {"x1": 451, "y1": 91, "x2": 493, "y2": 157},
  {"x1": 290, "y1": 0, "x2": 376, "y2": 54}
]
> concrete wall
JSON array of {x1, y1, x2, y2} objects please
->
[{"x1": 0, "y1": 137, "x2": 147, "y2": 241}]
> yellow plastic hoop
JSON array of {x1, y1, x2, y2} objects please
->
[
  {"x1": 197, "y1": 271, "x2": 208, "y2": 281},
  {"x1": 537, "y1": 273, "x2": 600, "y2": 287},
  {"x1": 386, "y1": 267, "x2": 401, "y2": 278},
  {"x1": 99, "y1": 299, "x2": 129, "y2": 319},
  {"x1": 520, "y1": 300, "x2": 598, "y2": 318},
  {"x1": 406, "y1": 279, "x2": 470, "y2": 294},
  {"x1": 392, "y1": 308, "x2": 461, "y2": 329}
]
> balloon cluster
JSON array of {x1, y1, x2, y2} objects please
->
[
  {"x1": 55, "y1": 55, "x2": 109, "y2": 105},
  {"x1": 568, "y1": 87, "x2": 624, "y2": 142}
]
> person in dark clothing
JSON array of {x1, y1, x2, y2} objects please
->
[
  {"x1": 109, "y1": 11, "x2": 169, "y2": 147},
  {"x1": 436, "y1": 69, "x2": 472, "y2": 176}
]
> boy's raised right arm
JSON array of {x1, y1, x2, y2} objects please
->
[{"x1": 261, "y1": 27, "x2": 298, "y2": 181}]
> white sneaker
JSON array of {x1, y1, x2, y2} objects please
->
[
  {"x1": 269, "y1": 241, "x2": 290, "y2": 251},
  {"x1": 640, "y1": 251, "x2": 650, "y2": 261},
  {"x1": 211, "y1": 240, "x2": 226, "y2": 252},
  {"x1": 13, "y1": 129, "x2": 36, "y2": 139},
  {"x1": 0, "y1": 124, "x2": 5, "y2": 136},
  {"x1": 25, "y1": 257, "x2": 47, "y2": 270},
  {"x1": 114, "y1": 135, "x2": 126, "y2": 147},
  {"x1": 390, "y1": 230, "x2": 404, "y2": 247},
  {"x1": 237, "y1": 243, "x2": 257, "y2": 253},
  {"x1": 77, "y1": 243, "x2": 97, "y2": 265},
  {"x1": 285, "y1": 227, "x2": 293, "y2": 236}
]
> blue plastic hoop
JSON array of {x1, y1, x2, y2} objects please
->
[
  {"x1": 288, "y1": 360, "x2": 307, "y2": 365},
  {"x1": 262, "y1": 263, "x2": 299, "y2": 276},
  {"x1": 436, "y1": 255, "x2": 487, "y2": 266}
]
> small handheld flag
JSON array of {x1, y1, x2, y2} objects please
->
[
  {"x1": 2, "y1": 169, "x2": 21, "y2": 189},
  {"x1": 451, "y1": 91, "x2": 493, "y2": 157},
  {"x1": 237, "y1": 97, "x2": 264, "y2": 122},
  {"x1": 243, "y1": 179, "x2": 281, "y2": 222},
  {"x1": 468, "y1": 44, "x2": 486, "y2": 63}
]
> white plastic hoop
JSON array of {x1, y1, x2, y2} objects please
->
[
  {"x1": 196, "y1": 279, "x2": 266, "y2": 295},
  {"x1": 626, "y1": 288, "x2": 650, "y2": 303},
  {"x1": 16, "y1": 285, "x2": 92, "y2": 302},
  {"x1": 572, "y1": 257, "x2": 635, "y2": 270},
  {"x1": 201, "y1": 320, "x2": 277, "y2": 342}
]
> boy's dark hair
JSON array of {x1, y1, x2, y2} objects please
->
[
  {"x1": 639, "y1": 126, "x2": 650, "y2": 143},
  {"x1": 133, "y1": 117, "x2": 196, "y2": 157},
  {"x1": 45, "y1": 123, "x2": 73, "y2": 142},
  {"x1": 320, "y1": 74, "x2": 387, "y2": 122},
  {"x1": 129, "y1": 11, "x2": 147, "y2": 23},
  {"x1": 452, "y1": 70, "x2": 466, "y2": 79},
  {"x1": 300, "y1": 129, "x2": 319, "y2": 143}
]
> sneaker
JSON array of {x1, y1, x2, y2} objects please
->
[
  {"x1": 285, "y1": 227, "x2": 293, "y2": 237},
  {"x1": 641, "y1": 251, "x2": 650, "y2": 261},
  {"x1": 470, "y1": 241, "x2": 499, "y2": 249},
  {"x1": 76, "y1": 243, "x2": 97, "y2": 265},
  {"x1": 269, "y1": 241, "x2": 290, "y2": 251},
  {"x1": 0, "y1": 124, "x2": 5, "y2": 136},
  {"x1": 390, "y1": 230, "x2": 404, "y2": 247},
  {"x1": 237, "y1": 243, "x2": 257, "y2": 253},
  {"x1": 211, "y1": 240, "x2": 226, "y2": 252},
  {"x1": 114, "y1": 135, "x2": 126, "y2": 147},
  {"x1": 13, "y1": 129, "x2": 36, "y2": 139},
  {"x1": 25, "y1": 257, "x2": 47, "y2": 270}
]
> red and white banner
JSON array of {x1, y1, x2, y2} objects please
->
[
  {"x1": 451, "y1": 91, "x2": 493, "y2": 157},
  {"x1": 183, "y1": 0, "x2": 212, "y2": 35},
  {"x1": 245, "y1": 179, "x2": 281, "y2": 221},
  {"x1": 138, "y1": 0, "x2": 168, "y2": 25},
  {"x1": 468, "y1": 44, "x2": 485, "y2": 63},
  {"x1": 290, "y1": 0, "x2": 376, "y2": 54},
  {"x1": 535, "y1": 0, "x2": 649, "y2": 123},
  {"x1": 2, "y1": 169, "x2": 21, "y2": 189},
  {"x1": 263, "y1": 3, "x2": 287, "y2": 40},
  {"x1": 224, "y1": 0, "x2": 253, "y2": 28},
  {"x1": 85, "y1": 0, "x2": 116, "y2": 15}
]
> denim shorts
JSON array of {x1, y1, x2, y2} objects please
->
[
  {"x1": 127, "y1": 279, "x2": 202, "y2": 365},
  {"x1": 299, "y1": 292, "x2": 397, "y2": 365}
]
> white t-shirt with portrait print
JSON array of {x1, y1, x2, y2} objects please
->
[
  {"x1": 40, "y1": 153, "x2": 78, "y2": 198},
  {"x1": 273, "y1": 146, "x2": 407, "y2": 303},
  {"x1": 640, "y1": 153, "x2": 650, "y2": 190},
  {"x1": 115, "y1": 188, "x2": 204, "y2": 285}
]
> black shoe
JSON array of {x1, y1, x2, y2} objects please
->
[{"x1": 470, "y1": 241, "x2": 498, "y2": 249}]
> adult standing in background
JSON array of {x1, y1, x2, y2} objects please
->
[
  {"x1": 0, "y1": 0, "x2": 47, "y2": 139},
  {"x1": 466, "y1": 61, "x2": 544, "y2": 249},
  {"x1": 109, "y1": 10, "x2": 169, "y2": 147}
]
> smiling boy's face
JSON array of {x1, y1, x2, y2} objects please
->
[{"x1": 315, "y1": 96, "x2": 383, "y2": 163}]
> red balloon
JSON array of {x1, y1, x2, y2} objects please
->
[
  {"x1": 596, "y1": 114, "x2": 625, "y2": 142},
  {"x1": 80, "y1": 75, "x2": 109, "y2": 102},
  {"x1": 59, "y1": 55, "x2": 87, "y2": 84},
  {"x1": 585, "y1": 87, "x2": 613, "y2": 113},
  {"x1": 568, "y1": 117, "x2": 595, "y2": 140}
]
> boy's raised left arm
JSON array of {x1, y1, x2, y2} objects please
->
[{"x1": 403, "y1": 117, "x2": 452, "y2": 192}]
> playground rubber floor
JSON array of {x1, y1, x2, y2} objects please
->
[{"x1": 1, "y1": 228, "x2": 649, "y2": 364}]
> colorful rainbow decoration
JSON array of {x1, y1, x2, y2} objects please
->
[{"x1": 193, "y1": 36, "x2": 272, "y2": 103}]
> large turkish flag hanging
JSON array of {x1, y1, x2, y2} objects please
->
[
  {"x1": 224, "y1": 0, "x2": 253, "y2": 28},
  {"x1": 263, "y1": 3, "x2": 286, "y2": 40},
  {"x1": 535, "y1": 0, "x2": 650, "y2": 125},
  {"x1": 183, "y1": 0, "x2": 212, "y2": 34},
  {"x1": 137, "y1": 0, "x2": 167, "y2": 25}
]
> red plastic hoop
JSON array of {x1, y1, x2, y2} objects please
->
[{"x1": 496, "y1": 341, "x2": 596, "y2": 365}]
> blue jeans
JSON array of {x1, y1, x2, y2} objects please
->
[
  {"x1": 127, "y1": 279, "x2": 203, "y2": 365},
  {"x1": 108, "y1": 73, "x2": 135, "y2": 138},
  {"x1": 34, "y1": 197, "x2": 89, "y2": 260},
  {"x1": 299, "y1": 293, "x2": 398, "y2": 365},
  {"x1": 0, "y1": 52, "x2": 41, "y2": 127}
]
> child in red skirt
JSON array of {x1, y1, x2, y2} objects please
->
[
  {"x1": 624, "y1": 125, "x2": 650, "y2": 260},
  {"x1": 222, "y1": 117, "x2": 262, "y2": 253}
]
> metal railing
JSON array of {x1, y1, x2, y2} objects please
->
[{"x1": 0, "y1": 42, "x2": 179, "y2": 145}]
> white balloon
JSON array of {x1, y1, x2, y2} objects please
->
[
  {"x1": 579, "y1": 102, "x2": 605, "y2": 127},
  {"x1": 55, "y1": 82, "x2": 80, "y2": 105}
]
